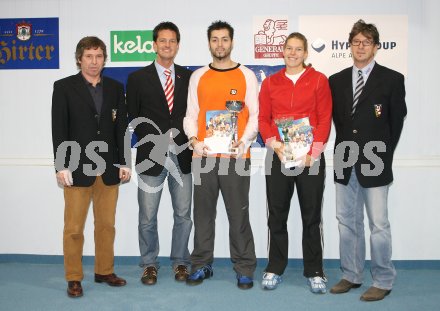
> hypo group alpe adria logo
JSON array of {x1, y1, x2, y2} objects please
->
[
  {"x1": 310, "y1": 37, "x2": 399, "y2": 57},
  {"x1": 110, "y1": 30, "x2": 156, "y2": 62}
]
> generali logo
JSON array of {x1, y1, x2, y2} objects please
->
[
  {"x1": 110, "y1": 30, "x2": 156, "y2": 62},
  {"x1": 254, "y1": 17, "x2": 288, "y2": 59}
]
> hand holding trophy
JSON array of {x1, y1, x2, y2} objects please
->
[
  {"x1": 274, "y1": 116, "x2": 313, "y2": 168},
  {"x1": 226, "y1": 100, "x2": 243, "y2": 154}
]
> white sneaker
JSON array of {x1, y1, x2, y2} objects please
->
[
  {"x1": 262, "y1": 272, "x2": 282, "y2": 290},
  {"x1": 308, "y1": 276, "x2": 328, "y2": 294}
]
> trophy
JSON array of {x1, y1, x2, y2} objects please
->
[
  {"x1": 281, "y1": 125, "x2": 295, "y2": 162},
  {"x1": 274, "y1": 116, "x2": 314, "y2": 168},
  {"x1": 225, "y1": 100, "x2": 243, "y2": 154}
]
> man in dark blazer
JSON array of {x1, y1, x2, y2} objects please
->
[
  {"x1": 52, "y1": 36, "x2": 131, "y2": 298},
  {"x1": 126, "y1": 22, "x2": 193, "y2": 285},
  {"x1": 329, "y1": 20, "x2": 407, "y2": 301}
]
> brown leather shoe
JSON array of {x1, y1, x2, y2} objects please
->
[
  {"x1": 94, "y1": 273, "x2": 127, "y2": 287},
  {"x1": 360, "y1": 286, "x2": 391, "y2": 301},
  {"x1": 67, "y1": 281, "x2": 83, "y2": 298},
  {"x1": 330, "y1": 279, "x2": 362, "y2": 294},
  {"x1": 174, "y1": 265, "x2": 189, "y2": 281},
  {"x1": 141, "y1": 266, "x2": 157, "y2": 285}
]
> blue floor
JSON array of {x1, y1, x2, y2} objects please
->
[{"x1": 0, "y1": 258, "x2": 439, "y2": 311}]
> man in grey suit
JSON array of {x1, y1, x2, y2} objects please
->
[
  {"x1": 126, "y1": 22, "x2": 193, "y2": 285},
  {"x1": 329, "y1": 20, "x2": 407, "y2": 301}
]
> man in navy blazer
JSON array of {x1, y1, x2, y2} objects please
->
[
  {"x1": 329, "y1": 20, "x2": 407, "y2": 301},
  {"x1": 126, "y1": 22, "x2": 193, "y2": 285},
  {"x1": 52, "y1": 36, "x2": 131, "y2": 298}
]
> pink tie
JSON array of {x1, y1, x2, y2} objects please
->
[{"x1": 164, "y1": 69, "x2": 174, "y2": 113}]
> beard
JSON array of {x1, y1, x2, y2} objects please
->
[{"x1": 210, "y1": 48, "x2": 231, "y2": 61}]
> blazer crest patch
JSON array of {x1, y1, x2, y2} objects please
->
[{"x1": 374, "y1": 104, "x2": 382, "y2": 118}]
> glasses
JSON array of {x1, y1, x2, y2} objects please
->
[{"x1": 351, "y1": 39, "x2": 374, "y2": 47}]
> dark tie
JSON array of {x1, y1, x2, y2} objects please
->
[
  {"x1": 351, "y1": 69, "x2": 364, "y2": 117},
  {"x1": 164, "y1": 69, "x2": 174, "y2": 113}
]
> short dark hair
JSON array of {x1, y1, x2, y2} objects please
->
[
  {"x1": 349, "y1": 19, "x2": 380, "y2": 45},
  {"x1": 153, "y1": 21, "x2": 180, "y2": 43},
  {"x1": 207, "y1": 20, "x2": 234, "y2": 40},
  {"x1": 75, "y1": 36, "x2": 107, "y2": 69}
]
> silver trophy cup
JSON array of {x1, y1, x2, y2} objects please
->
[{"x1": 225, "y1": 100, "x2": 243, "y2": 154}]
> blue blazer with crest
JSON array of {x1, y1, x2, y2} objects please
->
[{"x1": 329, "y1": 63, "x2": 407, "y2": 187}]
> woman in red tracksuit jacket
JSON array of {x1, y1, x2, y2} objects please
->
[{"x1": 258, "y1": 32, "x2": 332, "y2": 294}]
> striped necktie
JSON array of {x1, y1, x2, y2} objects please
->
[
  {"x1": 351, "y1": 69, "x2": 364, "y2": 117},
  {"x1": 164, "y1": 69, "x2": 174, "y2": 113}
]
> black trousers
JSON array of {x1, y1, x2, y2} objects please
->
[
  {"x1": 265, "y1": 153, "x2": 325, "y2": 278},
  {"x1": 191, "y1": 157, "x2": 257, "y2": 277}
]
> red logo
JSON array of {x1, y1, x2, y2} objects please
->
[
  {"x1": 16, "y1": 22, "x2": 32, "y2": 41},
  {"x1": 254, "y1": 19, "x2": 288, "y2": 59}
]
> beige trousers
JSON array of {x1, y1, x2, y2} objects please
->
[{"x1": 63, "y1": 176, "x2": 119, "y2": 281}]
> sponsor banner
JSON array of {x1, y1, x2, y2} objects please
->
[
  {"x1": 0, "y1": 17, "x2": 59, "y2": 69},
  {"x1": 253, "y1": 16, "x2": 289, "y2": 59},
  {"x1": 299, "y1": 15, "x2": 408, "y2": 76},
  {"x1": 110, "y1": 30, "x2": 156, "y2": 62},
  {"x1": 247, "y1": 64, "x2": 284, "y2": 87}
]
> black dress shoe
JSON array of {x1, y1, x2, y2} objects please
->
[
  {"x1": 174, "y1": 265, "x2": 189, "y2": 281},
  {"x1": 330, "y1": 279, "x2": 362, "y2": 294},
  {"x1": 141, "y1": 266, "x2": 158, "y2": 285},
  {"x1": 67, "y1": 281, "x2": 83, "y2": 298},
  {"x1": 94, "y1": 273, "x2": 127, "y2": 286}
]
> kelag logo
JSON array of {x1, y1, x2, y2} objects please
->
[{"x1": 110, "y1": 30, "x2": 156, "y2": 62}]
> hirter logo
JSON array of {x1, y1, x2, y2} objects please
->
[{"x1": 17, "y1": 22, "x2": 32, "y2": 41}]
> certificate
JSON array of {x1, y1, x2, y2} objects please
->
[{"x1": 204, "y1": 110, "x2": 234, "y2": 154}]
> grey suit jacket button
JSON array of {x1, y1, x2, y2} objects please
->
[{"x1": 353, "y1": 129, "x2": 358, "y2": 134}]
